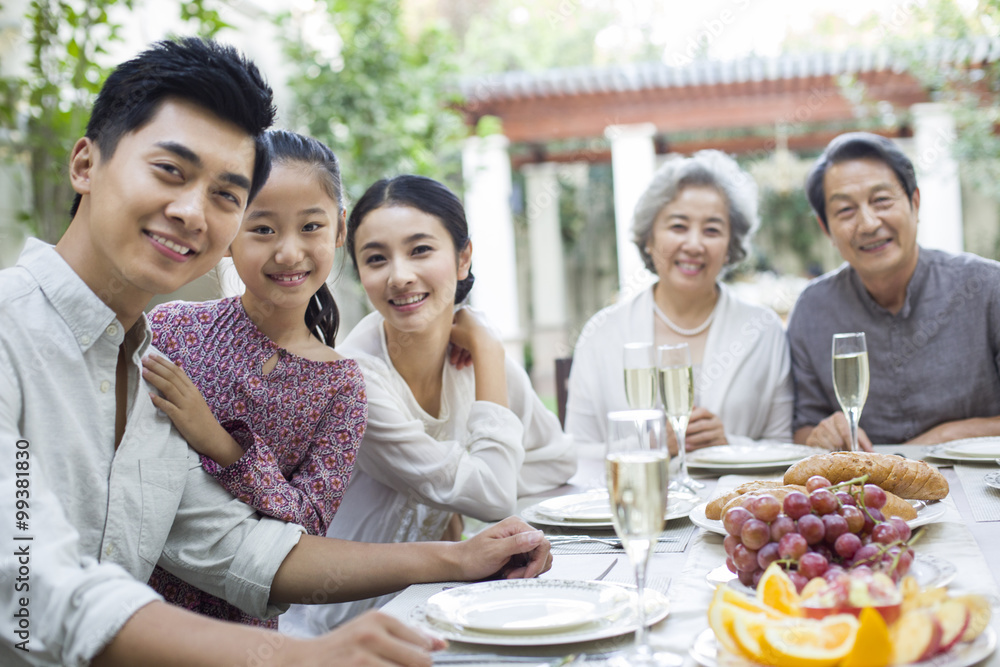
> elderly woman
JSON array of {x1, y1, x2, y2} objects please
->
[{"x1": 565, "y1": 150, "x2": 793, "y2": 449}]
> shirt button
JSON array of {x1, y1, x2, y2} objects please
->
[
  {"x1": 80, "y1": 334, "x2": 91, "y2": 346},
  {"x1": 100, "y1": 380, "x2": 111, "y2": 393},
  {"x1": 106, "y1": 324, "x2": 118, "y2": 337},
  {"x1": 104, "y1": 544, "x2": 113, "y2": 557}
]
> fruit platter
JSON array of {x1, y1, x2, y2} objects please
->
[
  {"x1": 701, "y1": 564, "x2": 993, "y2": 667},
  {"x1": 695, "y1": 453, "x2": 993, "y2": 667}
]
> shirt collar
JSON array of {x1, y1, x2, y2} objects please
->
[
  {"x1": 848, "y1": 246, "x2": 927, "y2": 319},
  {"x1": 17, "y1": 238, "x2": 134, "y2": 352}
]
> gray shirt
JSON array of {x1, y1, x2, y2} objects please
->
[
  {"x1": 788, "y1": 248, "x2": 1000, "y2": 444},
  {"x1": 0, "y1": 240, "x2": 303, "y2": 666}
]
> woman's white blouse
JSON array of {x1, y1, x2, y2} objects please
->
[
  {"x1": 280, "y1": 309, "x2": 576, "y2": 636},
  {"x1": 565, "y1": 283, "x2": 793, "y2": 447}
]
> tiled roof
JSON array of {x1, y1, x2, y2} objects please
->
[{"x1": 460, "y1": 37, "x2": 1000, "y2": 103}]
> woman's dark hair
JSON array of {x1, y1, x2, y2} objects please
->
[
  {"x1": 266, "y1": 129, "x2": 344, "y2": 347},
  {"x1": 346, "y1": 175, "x2": 475, "y2": 303},
  {"x1": 806, "y1": 132, "x2": 918, "y2": 231},
  {"x1": 72, "y1": 37, "x2": 275, "y2": 216}
]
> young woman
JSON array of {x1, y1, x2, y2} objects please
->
[
  {"x1": 281, "y1": 175, "x2": 576, "y2": 636},
  {"x1": 142, "y1": 130, "x2": 367, "y2": 627}
]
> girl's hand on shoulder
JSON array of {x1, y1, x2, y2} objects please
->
[
  {"x1": 449, "y1": 308, "x2": 503, "y2": 361},
  {"x1": 141, "y1": 355, "x2": 243, "y2": 466},
  {"x1": 684, "y1": 406, "x2": 728, "y2": 450}
]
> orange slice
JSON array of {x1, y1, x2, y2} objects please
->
[
  {"x1": 729, "y1": 607, "x2": 773, "y2": 663},
  {"x1": 707, "y1": 588, "x2": 743, "y2": 657},
  {"x1": 759, "y1": 615, "x2": 858, "y2": 667},
  {"x1": 758, "y1": 563, "x2": 802, "y2": 616},
  {"x1": 840, "y1": 607, "x2": 890, "y2": 667}
]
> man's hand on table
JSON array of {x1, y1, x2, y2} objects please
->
[
  {"x1": 796, "y1": 413, "x2": 874, "y2": 452},
  {"x1": 453, "y1": 516, "x2": 552, "y2": 581}
]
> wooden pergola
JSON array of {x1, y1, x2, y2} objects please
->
[{"x1": 459, "y1": 39, "x2": 1000, "y2": 165}]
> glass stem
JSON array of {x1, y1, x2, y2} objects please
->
[
  {"x1": 848, "y1": 410, "x2": 859, "y2": 452},
  {"x1": 674, "y1": 425, "x2": 687, "y2": 479},
  {"x1": 634, "y1": 552, "x2": 650, "y2": 657}
]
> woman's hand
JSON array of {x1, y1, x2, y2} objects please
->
[
  {"x1": 449, "y1": 308, "x2": 503, "y2": 360},
  {"x1": 141, "y1": 355, "x2": 244, "y2": 466},
  {"x1": 449, "y1": 309, "x2": 508, "y2": 407},
  {"x1": 685, "y1": 406, "x2": 728, "y2": 450}
]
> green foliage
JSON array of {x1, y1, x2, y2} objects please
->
[
  {"x1": 754, "y1": 188, "x2": 831, "y2": 276},
  {"x1": 279, "y1": 0, "x2": 468, "y2": 201},
  {"x1": 1, "y1": 0, "x2": 133, "y2": 242}
]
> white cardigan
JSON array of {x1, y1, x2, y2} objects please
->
[
  {"x1": 565, "y1": 284, "x2": 793, "y2": 446},
  {"x1": 280, "y1": 309, "x2": 577, "y2": 636}
]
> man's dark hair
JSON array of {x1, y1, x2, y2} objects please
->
[
  {"x1": 806, "y1": 132, "x2": 918, "y2": 231},
  {"x1": 70, "y1": 37, "x2": 275, "y2": 216}
]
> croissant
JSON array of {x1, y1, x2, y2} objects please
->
[{"x1": 783, "y1": 452, "x2": 948, "y2": 500}]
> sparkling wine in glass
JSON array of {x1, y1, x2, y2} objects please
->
[
  {"x1": 606, "y1": 410, "x2": 681, "y2": 667},
  {"x1": 623, "y1": 343, "x2": 657, "y2": 410},
  {"x1": 657, "y1": 343, "x2": 702, "y2": 492},
  {"x1": 832, "y1": 332, "x2": 869, "y2": 452}
]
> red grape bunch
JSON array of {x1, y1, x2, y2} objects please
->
[{"x1": 721, "y1": 474, "x2": 916, "y2": 592}]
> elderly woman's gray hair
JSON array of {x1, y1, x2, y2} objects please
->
[{"x1": 632, "y1": 150, "x2": 759, "y2": 273}]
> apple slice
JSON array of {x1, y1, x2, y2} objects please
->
[
  {"x1": 953, "y1": 594, "x2": 992, "y2": 642},
  {"x1": 936, "y1": 599, "x2": 970, "y2": 653},
  {"x1": 890, "y1": 610, "x2": 942, "y2": 664}
]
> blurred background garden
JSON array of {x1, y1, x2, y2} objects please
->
[{"x1": 2, "y1": 0, "x2": 999, "y2": 404}]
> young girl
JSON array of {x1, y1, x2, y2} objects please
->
[
  {"x1": 281, "y1": 174, "x2": 577, "y2": 636},
  {"x1": 141, "y1": 130, "x2": 367, "y2": 627}
]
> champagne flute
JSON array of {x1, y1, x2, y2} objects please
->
[
  {"x1": 657, "y1": 343, "x2": 703, "y2": 492},
  {"x1": 623, "y1": 343, "x2": 657, "y2": 409},
  {"x1": 606, "y1": 409, "x2": 681, "y2": 667},
  {"x1": 832, "y1": 332, "x2": 870, "y2": 452}
]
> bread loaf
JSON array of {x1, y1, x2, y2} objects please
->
[{"x1": 783, "y1": 452, "x2": 948, "y2": 500}]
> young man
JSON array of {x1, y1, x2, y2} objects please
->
[
  {"x1": 0, "y1": 38, "x2": 551, "y2": 667},
  {"x1": 788, "y1": 132, "x2": 1000, "y2": 450}
]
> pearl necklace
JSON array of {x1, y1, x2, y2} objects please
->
[{"x1": 653, "y1": 301, "x2": 716, "y2": 337}]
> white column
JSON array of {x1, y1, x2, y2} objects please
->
[
  {"x1": 911, "y1": 103, "x2": 964, "y2": 253},
  {"x1": 523, "y1": 162, "x2": 567, "y2": 396},
  {"x1": 606, "y1": 123, "x2": 658, "y2": 296},
  {"x1": 462, "y1": 135, "x2": 523, "y2": 361}
]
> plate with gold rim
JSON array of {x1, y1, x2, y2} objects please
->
[{"x1": 412, "y1": 579, "x2": 670, "y2": 646}]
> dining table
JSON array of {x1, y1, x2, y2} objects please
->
[{"x1": 379, "y1": 443, "x2": 1000, "y2": 666}]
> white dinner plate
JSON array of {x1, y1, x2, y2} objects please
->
[
  {"x1": 688, "y1": 444, "x2": 818, "y2": 465},
  {"x1": 424, "y1": 579, "x2": 631, "y2": 634},
  {"x1": 689, "y1": 626, "x2": 996, "y2": 667},
  {"x1": 706, "y1": 553, "x2": 957, "y2": 591},
  {"x1": 941, "y1": 437, "x2": 1000, "y2": 459},
  {"x1": 533, "y1": 490, "x2": 613, "y2": 522},
  {"x1": 412, "y1": 580, "x2": 670, "y2": 646},
  {"x1": 926, "y1": 438, "x2": 1000, "y2": 463},
  {"x1": 521, "y1": 493, "x2": 696, "y2": 528},
  {"x1": 985, "y1": 470, "x2": 1000, "y2": 490},
  {"x1": 689, "y1": 500, "x2": 945, "y2": 536}
]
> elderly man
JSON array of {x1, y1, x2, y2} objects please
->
[{"x1": 788, "y1": 132, "x2": 1000, "y2": 450}]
